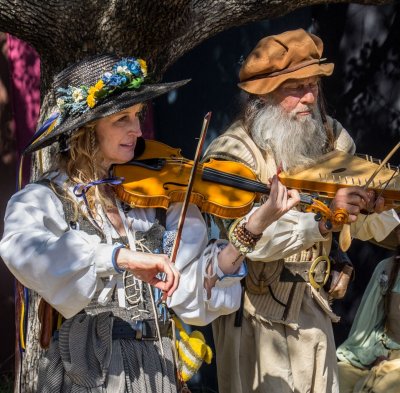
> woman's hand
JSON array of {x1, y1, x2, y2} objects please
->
[
  {"x1": 245, "y1": 175, "x2": 300, "y2": 235},
  {"x1": 116, "y1": 248, "x2": 180, "y2": 300}
]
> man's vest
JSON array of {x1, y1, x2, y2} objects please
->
[{"x1": 203, "y1": 117, "x2": 355, "y2": 327}]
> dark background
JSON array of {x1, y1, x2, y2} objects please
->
[{"x1": 151, "y1": 3, "x2": 400, "y2": 391}]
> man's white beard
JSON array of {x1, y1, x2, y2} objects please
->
[{"x1": 248, "y1": 100, "x2": 328, "y2": 172}]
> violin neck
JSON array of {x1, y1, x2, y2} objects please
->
[
  {"x1": 203, "y1": 167, "x2": 269, "y2": 194},
  {"x1": 202, "y1": 167, "x2": 312, "y2": 205}
]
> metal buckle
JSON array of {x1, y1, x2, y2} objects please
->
[
  {"x1": 136, "y1": 320, "x2": 159, "y2": 341},
  {"x1": 134, "y1": 320, "x2": 143, "y2": 340},
  {"x1": 308, "y1": 255, "x2": 331, "y2": 289}
]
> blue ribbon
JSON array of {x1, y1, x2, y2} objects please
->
[{"x1": 73, "y1": 177, "x2": 125, "y2": 226}]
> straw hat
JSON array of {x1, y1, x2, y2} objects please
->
[
  {"x1": 238, "y1": 29, "x2": 334, "y2": 95},
  {"x1": 25, "y1": 54, "x2": 189, "y2": 153}
]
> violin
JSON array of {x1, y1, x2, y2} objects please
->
[
  {"x1": 112, "y1": 140, "x2": 347, "y2": 225},
  {"x1": 278, "y1": 149, "x2": 400, "y2": 211}
]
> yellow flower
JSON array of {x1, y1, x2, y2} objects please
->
[
  {"x1": 88, "y1": 86, "x2": 96, "y2": 96},
  {"x1": 138, "y1": 59, "x2": 147, "y2": 77},
  {"x1": 88, "y1": 80, "x2": 104, "y2": 97},
  {"x1": 87, "y1": 94, "x2": 96, "y2": 108},
  {"x1": 94, "y1": 80, "x2": 104, "y2": 90}
]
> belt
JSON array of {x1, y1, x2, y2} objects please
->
[
  {"x1": 280, "y1": 256, "x2": 331, "y2": 289},
  {"x1": 112, "y1": 318, "x2": 171, "y2": 340}
]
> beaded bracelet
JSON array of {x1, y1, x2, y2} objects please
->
[
  {"x1": 112, "y1": 243, "x2": 126, "y2": 274},
  {"x1": 228, "y1": 218, "x2": 262, "y2": 255},
  {"x1": 235, "y1": 222, "x2": 262, "y2": 246}
]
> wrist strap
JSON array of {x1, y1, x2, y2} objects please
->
[{"x1": 112, "y1": 243, "x2": 126, "y2": 274}]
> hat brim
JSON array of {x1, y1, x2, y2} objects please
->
[
  {"x1": 238, "y1": 63, "x2": 334, "y2": 95},
  {"x1": 25, "y1": 79, "x2": 190, "y2": 154}
]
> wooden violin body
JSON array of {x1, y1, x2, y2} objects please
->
[
  {"x1": 113, "y1": 140, "x2": 266, "y2": 219},
  {"x1": 278, "y1": 150, "x2": 400, "y2": 211},
  {"x1": 112, "y1": 139, "x2": 400, "y2": 223}
]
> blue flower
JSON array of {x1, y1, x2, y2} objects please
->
[
  {"x1": 125, "y1": 58, "x2": 142, "y2": 75},
  {"x1": 113, "y1": 58, "x2": 142, "y2": 77},
  {"x1": 107, "y1": 74, "x2": 128, "y2": 87},
  {"x1": 102, "y1": 72, "x2": 113, "y2": 84}
]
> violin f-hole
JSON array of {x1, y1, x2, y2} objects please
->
[{"x1": 163, "y1": 182, "x2": 188, "y2": 190}]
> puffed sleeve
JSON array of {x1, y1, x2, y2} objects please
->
[
  {"x1": 167, "y1": 203, "x2": 243, "y2": 326},
  {"x1": 0, "y1": 183, "x2": 118, "y2": 318},
  {"x1": 350, "y1": 210, "x2": 400, "y2": 242},
  {"x1": 247, "y1": 209, "x2": 328, "y2": 262}
]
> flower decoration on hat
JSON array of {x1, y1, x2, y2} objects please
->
[{"x1": 57, "y1": 57, "x2": 148, "y2": 115}]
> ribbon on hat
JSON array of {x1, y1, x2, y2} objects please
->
[{"x1": 26, "y1": 112, "x2": 60, "y2": 149}]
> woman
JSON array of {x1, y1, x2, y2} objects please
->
[{"x1": 0, "y1": 54, "x2": 299, "y2": 392}]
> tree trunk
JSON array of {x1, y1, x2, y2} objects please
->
[
  {"x1": 18, "y1": 291, "x2": 43, "y2": 393},
  {"x1": 0, "y1": 0, "x2": 392, "y2": 102}
]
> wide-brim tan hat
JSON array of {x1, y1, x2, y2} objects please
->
[{"x1": 238, "y1": 29, "x2": 334, "y2": 95}]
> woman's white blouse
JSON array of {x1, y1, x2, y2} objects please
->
[
  {"x1": 1, "y1": 177, "x2": 398, "y2": 326},
  {"x1": 0, "y1": 179, "x2": 242, "y2": 325}
]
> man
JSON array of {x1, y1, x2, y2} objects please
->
[{"x1": 203, "y1": 29, "x2": 400, "y2": 393}]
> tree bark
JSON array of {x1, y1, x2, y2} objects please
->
[
  {"x1": 0, "y1": 0, "x2": 393, "y2": 96},
  {"x1": 20, "y1": 291, "x2": 43, "y2": 393}
]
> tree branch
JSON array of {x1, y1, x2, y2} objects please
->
[
  {"x1": 0, "y1": 0, "x2": 394, "y2": 91},
  {"x1": 165, "y1": 0, "x2": 393, "y2": 71}
]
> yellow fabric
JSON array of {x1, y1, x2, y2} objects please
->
[
  {"x1": 338, "y1": 350, "x2": 400, "y2": 393},
  {"x1": 173, "y1": 316, "x2": 213, "y2": 382}
]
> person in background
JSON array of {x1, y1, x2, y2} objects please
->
[{"x1": 337, "y1": 226, "x2": 400, "y2": 393}]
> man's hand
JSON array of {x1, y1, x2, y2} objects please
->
[
  {"x1": 320, "y1": 186, "x2": 385, "y2": 233},
  {"x1": 116, "y1": 248, "x2": 180, "y2": 300},
  {"x1": 365, "y1": 190, "x2": 385, "y2": 213},
  {"x1": 329, "y1": 187, "x2": 371, "y2": 224}
]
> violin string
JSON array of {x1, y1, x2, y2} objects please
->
[
  {"x1": 203, "y1": 167, "x2": 269, "y2": 193},
  {"x1": 160, "y1": 158, "x2": 267, "y2": 191}
]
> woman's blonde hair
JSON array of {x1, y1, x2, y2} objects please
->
[{"x1": 55, "y1": 121, "x2": 114, "y2": 218}]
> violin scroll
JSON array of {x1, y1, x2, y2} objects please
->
[{"x1": 305, "y1": 199, "x2": 350, "y2": 229}]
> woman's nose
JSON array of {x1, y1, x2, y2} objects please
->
[
  {"x1": 133, "y1": 126, "x2": 142, "y2": 137},
  {"x1": 128, "y1": 119, "x2": 143, "y2": 137}
]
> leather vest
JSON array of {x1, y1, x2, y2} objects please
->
[{"x1": 203, "y1": 120, "x2": 353, "y2": 326}]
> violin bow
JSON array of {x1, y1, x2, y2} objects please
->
[
  {"x1": 169, "y1": 112, "x2": 212, "y2": 263},
  {"x1": 339, "y1": 141, "x2": 400, "y2": 251}
]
